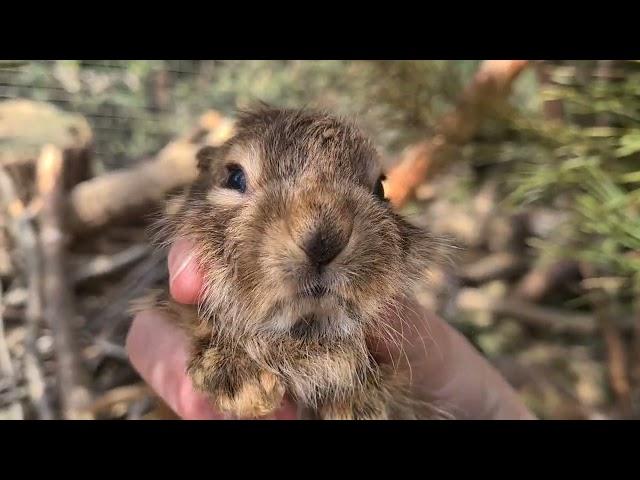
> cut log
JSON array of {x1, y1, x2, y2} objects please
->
[
  {"x1": 0, "y1": 99, "x2": 93, "y2": 191},
  {"x1": 37, "y1": 145, "x2": 92, "y2": 419}
]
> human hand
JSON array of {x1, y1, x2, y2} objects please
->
[
  {"x1": 127, "y1": 239, "x2": 535, "y2": 420},
  {"x1": 125, "y1": 239, "x2": 297, "y2": 419}
]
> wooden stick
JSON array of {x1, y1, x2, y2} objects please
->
[
  {"x1": 0, "y1": 166, "x2": 53, "y2": 419},
  {"x1": 72, "y1": 244, "x2": 151, "y2": 284},
  {"x1": 513, "y1": 260, "x2": 581, "y2": 302},
  {"x1": 455, "y1": 287, "x2": 633, "y2": 336},
  {"x1": 632, "y1": 301, "x2": 640, "y2": 412},
  {"x1": 385, "y1": 60, "x2": 530, "y2": 208},
  {"x1": 597, "y1": 304, "x2": 633, "y2": 417},
  {"x1": 86, "y1": 383, "x2": 152, "y2": 418},
  {"x1": 458, "y1": 252, "x2": 529, "y2": 285},
  {"x1": 580, "y1": 264, "x2": 632, "y2": 417},
  {"x1": 0, "y1": 284, "x2": 24, "y2": 419},
  {"x1": 37, "y1": 145, "x2": 92, "y2": 419},
  {"x1": 535, "y1": 61, "x2": 566, "y2": 122}
]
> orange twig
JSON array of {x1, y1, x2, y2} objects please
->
[{"x1": 386, "y1": 60, "x2": 530, "y2": 208}]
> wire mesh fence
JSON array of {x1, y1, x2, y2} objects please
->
[
  {"x1": 0, "y1": 60, "x2": 484, "y2": 171},
  {"x1": 0, "y1": 61, "x2": 213, "y2": 169}
]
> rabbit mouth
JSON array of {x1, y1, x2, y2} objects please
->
[
  {"x1": 299, "y1": 283, "x2": 329, "y2": 298},
  {"x1": 259, "y1": 285, "x2": 361, "y2": 339},
  {"x1": 289, "y1": 311, "x2": 358, "y2": 340},
  {"x1": 290, "y1": 314, "x2": 322, "y2": 339}
]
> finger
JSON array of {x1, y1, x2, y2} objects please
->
[
  {"x1": 421, "y1": 317, "x2": 536, "y2": 420},
  {"x1": 126, "y1": 309, "x2": 298, "y2": 420},
  {"x1": 168, "y1": 238, "x2": 204, "y2": 305},
  {"x1": 126, "y1": 310, "x2": 224, "y2": 419},
  {"x1": 371, "y1": 300, "x2": 535, "y2": 420}
]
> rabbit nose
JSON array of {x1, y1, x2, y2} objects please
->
[{"x1": 302, "y1": 226, "x2": 349, "y2": 267}]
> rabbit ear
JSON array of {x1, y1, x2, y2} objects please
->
[{"x1": 196, "y1": 145, "x2": 219, "y2": 172}]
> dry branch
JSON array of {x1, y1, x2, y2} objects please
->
[
  {"x1": 86, "y1": 383, "x2": 152, "y2": 417},
  {"x1": 455, "y1": 287, "x2": 625, "y2": 336},
  {"x1": 66, "y1": 111, "x2": 235, "y2": 235},
  {"x1": 0, "y1": 217, "x2": 13, "y2": 278},
  {"x1": 633, "y1": 304, "x2": 640, "y2": 413},
  {"x1": 66, "y1": 141, "x2": 199, "y2": 233},
  {"x1": 72, "y1": 244, "x2": 151, "y2": 284},
  {"x1": 514, "y1": 260, "x2": 581, "y2": 302},
  {"x1": 385, "y1": 60, "x2": 530, "y2": 208},
  {"x1": 535, "y1": 62, "x2": 566, "y2": 122},
  {"x1": 37, "y1": 145, "x2": 92, "y2": 419},
  {"x1": 580, "y1": 264, "x2": 632, "y2": 417},
  {"x1": 0, "y1": 166, "x2": 53, "y2": 419},
  {"x1": 0, "y1": 284, "x2": 24, "y2": 419},
  {"x1": 597, "y1": 306, "x2": 632, "y2": 417},
  {"x1": 459, "y1": 252, "x2": 529, "y2": 285}
]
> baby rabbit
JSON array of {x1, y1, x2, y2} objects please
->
[{"x1": 136, "y1": 106, "x2": 451, "y2": 419}]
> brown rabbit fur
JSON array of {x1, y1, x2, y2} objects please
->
[{"x1": 135, "y1": 106, "x2": 452, "y2": 419}]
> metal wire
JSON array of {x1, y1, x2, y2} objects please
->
[{"x1": 0, "y1": 60, "x2": 207, "y2": 169}]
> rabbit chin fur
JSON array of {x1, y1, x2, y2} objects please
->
[{"x1": 137, "y1": 106, "x2": 453, "y2": 419}]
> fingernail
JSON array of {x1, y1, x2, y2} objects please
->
[{"x1": 169, "y1": 250, "x2": 196, "y2": 290}]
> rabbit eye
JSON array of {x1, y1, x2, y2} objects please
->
[
  {"x1": 225, "y1": 165, "x2": 246, "y2": 193},
  {"x1": 373, "y1": 174, "x2": 386, "y2": 201}
]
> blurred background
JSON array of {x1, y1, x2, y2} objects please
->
[{"x1": 0, "y1": 60, "x2": 639, "y2": 420}]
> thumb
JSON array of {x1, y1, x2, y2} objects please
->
[{"x1": 168, "y1": 238, "x2": 204, "y2": 305}]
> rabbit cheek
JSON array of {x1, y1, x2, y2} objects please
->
[{"x1": 255, "y1": 218, "x2": 306, "y2": 290}]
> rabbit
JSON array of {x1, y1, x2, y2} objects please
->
[{"x1": 132, "y1": 106, "x2": 452, "y2": 419}]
